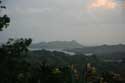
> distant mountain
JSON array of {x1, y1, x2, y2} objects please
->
[
  {"x1": 66, "y1": 44, "x2": 125, "y2": 56},
  {"x1": 30, "y1": 40, "x2": 83, "y2": 50}
]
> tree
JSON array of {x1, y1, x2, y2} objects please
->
[
  {"x1": 0, "y1": 0, "x2": 10, "y2": 31},
  {"x1": 2, "y1": 38, "x2": 31, "y2": 55},
  {"x1": 85, "y1": 63, "x2": 98, "y2": 83},
  {"x1": 0, "y1": 1, "x2": 34, "y2": 82},
  {"x1": 0, "y1": 38, "x2": 32, "y2": 83}
]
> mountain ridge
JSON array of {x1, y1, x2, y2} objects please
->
[
  {"x1": 30, "y1": 40, "x2": 84, "y2": 49},
  {"x1": 66, "y1": 44, "x2": 125, "y2": 56}
]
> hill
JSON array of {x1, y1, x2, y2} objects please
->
[
  {"x1": 66, "y1": 44, "x2": 125, "y2": 57},
  {"x1": 30, "y1": 40, "x2": 83, "y2": 50}
]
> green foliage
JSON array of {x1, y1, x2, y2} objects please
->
[
  {"x1": 0, "y1": 38, "x2": 32, "y2": 83},
  {"x1": 0, "y1": 0, "x2": 10, "y2": 31},
  {"x1": 1, "y1": 38, "x2": 32, "y2": 57},
  {"x1": 0, "y1": 14, "x2": 10, "y2": 31},
  {"x1": 0, "y1": 42, "x2": 125, "y2": 83}
]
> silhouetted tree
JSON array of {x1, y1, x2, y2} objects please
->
[
  {"x1": 0, "y1": 0, "x2": 10, "y2": 31},
  {"x1": 0, "y1": 38, "x2": 32, "y2": 83}
]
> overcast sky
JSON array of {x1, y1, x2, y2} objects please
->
[{"x1": 0, "y1": 0, "x2": 125, "y2": 45}]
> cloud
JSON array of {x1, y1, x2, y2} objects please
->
[
  {"x1": 122, "y1": 2, "x2": 125, "y2": 8},
  {"x1": 15, "y1": 7, "x2": 52, "y2": 15},
  {"x1": 27, "y1": 8, "x2": 52, "y2": 13},
  {"x1": 89, "y1": 0, "x2": 117, "y2": 9}
]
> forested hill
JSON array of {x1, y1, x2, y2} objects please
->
[
  {"x1": 66, "y1": 44, "x2": 125, "y2": 56},
  {"x1": 30, "y1": 40, "x2": 83, "y2": 49}
]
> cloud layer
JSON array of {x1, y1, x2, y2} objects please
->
[
  {"x1": 89, "y1": 0, "x2": 117, "y2": 9},
  {"x1": 0, "y1": 0, "x2": 124, "y2": 45}
]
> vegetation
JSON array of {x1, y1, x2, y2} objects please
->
[
  {"x1": 0, "y1": 0, "x2": 10, "y2": 31},
  {"x1": 0, "y1": 0, "x2": 124, "y2": 83},
  {"x1": 1, "y1": 43, "x2": 125, "y2": 83}
]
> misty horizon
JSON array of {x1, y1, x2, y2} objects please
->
[
  {"x1": 0, "y1": 0, "x2": 125, "y2": 45},
  {"x1": 22, "y1": 40, "x2": 125, "y2": 46}
]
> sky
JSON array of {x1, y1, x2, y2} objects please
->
[{"x1": 0, "y1": 0, "x2": 125, "y2": 46}]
